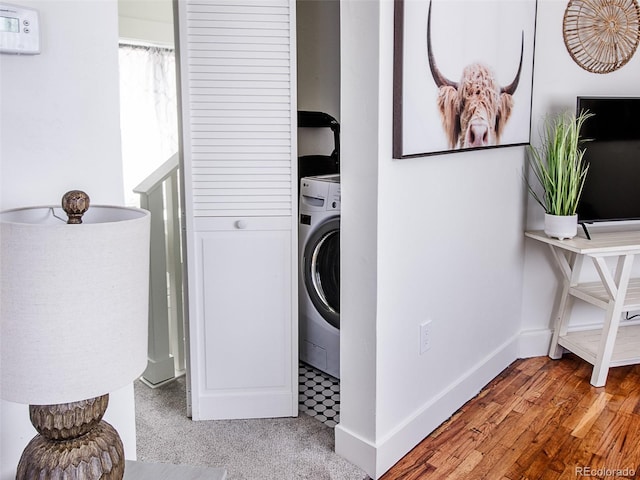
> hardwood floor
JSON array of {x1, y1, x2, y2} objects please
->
[{"x1": 381, "y1": 354, "x2": 640, "y2": 479}]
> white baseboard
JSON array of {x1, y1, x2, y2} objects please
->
[
  {"x1": 518, "y1": 328, "x2": 552, "y2": 358},
  {"x1": 518, "y1": 321, "x2": 640, "y2": 359},
  {"x1": 334, "y1": 426, "x2": 376, "y2": 478},
  {"x1": 336, "y1": 333, "x2": 521, "y2": 479}
]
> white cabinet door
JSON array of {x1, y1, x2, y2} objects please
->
[
  {"x1": 176, "y1": 0, "x2": 298, "y2": 420},
  {"x1": 191, "y1": 218, "x2": 295, "y2": 419}
]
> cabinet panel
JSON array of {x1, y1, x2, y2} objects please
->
[
  {"x1": 189, "y1": 229, "x2": 294, "y2": 419},
  {"x1": 200, "y1": 229, "x2": 291, "y2": 391}
]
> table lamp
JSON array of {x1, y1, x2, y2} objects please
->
[{"x1": 0, "y1": 191, "x2": 150, "y2": 479}]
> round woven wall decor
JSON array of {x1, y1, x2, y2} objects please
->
[{"x1": 563, "y1": 0, "x2": 640, "y2": 73}]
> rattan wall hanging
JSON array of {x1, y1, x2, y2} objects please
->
[{"x1": 563, "y1": 0, "x2": 640, "y2": 73}]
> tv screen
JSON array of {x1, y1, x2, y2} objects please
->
[{"x1": 576, "y1": 97, "x2": 640, "y2": 223}]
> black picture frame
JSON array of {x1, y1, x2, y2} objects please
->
[{"x1": 393, "y1": 0, "x2": 538, "y2": 158}]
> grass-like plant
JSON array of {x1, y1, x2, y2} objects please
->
[{"x1": 527, "y1": 110, "x2": 593, "y2": 216}]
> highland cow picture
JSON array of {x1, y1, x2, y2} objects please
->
[{"x1": 393, "y1": 0, "x2": 537, "y2": 158}]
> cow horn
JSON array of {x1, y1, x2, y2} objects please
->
[
  {"x1": 427, "y1": 1, "x2": 457, "y2": 89},
  {"x1": 501, "y1": 31, "x2": 524, "y2": 95}
]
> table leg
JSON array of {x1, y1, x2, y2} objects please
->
[
  {"x1": 589, "y1": 254, "x2": 634, "y2": 387},
  {"x1": 548, "y1": 248, "x2": 583, "y2": 359}
]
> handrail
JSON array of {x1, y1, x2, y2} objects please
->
[
  {"x1": 134, "y1": 152, "x2": 179, "y2": 195},
  {"x1": 135, "y1": 152, "x2": 185, "y2": 387}
]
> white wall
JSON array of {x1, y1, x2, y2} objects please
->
[
  {"x1": 0, "y1": 1, "x2": 125, "y2": 207},
  {"x1": 296, "y1": 0, "x2": 340, "y2": 120},
  {"x1": 337, "y1": 0, "x2": 640, "y2": 478},
  {"x1": 296, "y1": 0, "x2": 341, "y2": 157},
  {"x1": 0, "y1": 1, "x2": 135, "y2": 477}
]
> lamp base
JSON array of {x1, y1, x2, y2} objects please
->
[{"x1": 16, "y1": 395, "x2": 125, "y2": 480}]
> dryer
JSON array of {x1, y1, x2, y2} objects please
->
[{"x1": 299, "y1": 174, "x2": 340, "y2": 379}]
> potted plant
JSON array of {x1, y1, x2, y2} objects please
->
[{"x1": 527, "y1": 110, "x2": 593, "y2": 240}]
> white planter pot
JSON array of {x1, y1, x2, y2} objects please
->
[{"x1": 544, "y1": 213, "x2": 578, "y2": 240}]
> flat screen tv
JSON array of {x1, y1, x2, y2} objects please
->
[{"x1": 576, "y1": 96, "x2": 640, "y2": 225}]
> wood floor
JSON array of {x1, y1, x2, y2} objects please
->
[{"x1": 381, "y1": 354, "x2": 640, "y2": 479}]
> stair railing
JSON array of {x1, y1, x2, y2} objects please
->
[{"x1": 134, "y1": 152, "x2": 185, "y2": 386}]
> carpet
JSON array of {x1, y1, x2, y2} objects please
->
[
  {"x1": 124, "y1": 460, "x2": 227, "y2": 479},
  {"x1": 134, "y1": 376, "x2": 368, "y2": 480}
]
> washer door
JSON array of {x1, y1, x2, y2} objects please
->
[{"x1": 303, "y1": 217, "x2": 340, "y2": 329}]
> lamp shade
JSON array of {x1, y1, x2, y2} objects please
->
[{"x1": 0, "y1": 205, "x2": 150, "y2": 405}]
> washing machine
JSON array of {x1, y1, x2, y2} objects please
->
[{"x1": 299, "y1": 174, "x2": 340, "y2": 379}]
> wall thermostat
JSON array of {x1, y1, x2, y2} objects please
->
[{"x1": 0, "y1": 3, "x2": 40, "y2": 54}]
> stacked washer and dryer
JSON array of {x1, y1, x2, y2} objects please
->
[{"x1": 298, "y1": 112, "x2": 341, "y2": 379}]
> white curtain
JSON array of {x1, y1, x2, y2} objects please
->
[{"x1": 119, "y1": 43, "x2": 178, "y2": 206}]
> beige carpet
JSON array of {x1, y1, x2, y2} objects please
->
[{"x1": 134, "y1": 376, "x2": 367, "y2": 480}]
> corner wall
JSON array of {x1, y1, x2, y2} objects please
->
[
  {"x1": 0, "y1": 1, "x2": 134, "y2": 477},
  {"x1": 338, "y1": 1, "x2": 527, "y2": 477},
  {"x1": 336, "y1": 0, "x2": 380, "y2": 470}
]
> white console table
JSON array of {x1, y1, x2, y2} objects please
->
[{"x1": 526, "y1": 229, "x2": 640, "y2": 387}]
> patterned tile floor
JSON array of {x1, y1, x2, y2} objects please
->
[{"x1": 298, "y1": 362, "x2": 340, "y2": 428}]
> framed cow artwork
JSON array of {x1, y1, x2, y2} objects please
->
[{"x1": 393, "y1": 0, "x2": 537, "y2": 158}]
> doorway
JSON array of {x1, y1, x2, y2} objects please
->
[
  {"x1": 119, "y1": 0, "x2": 343, "y2": 426},
  {"x1": 117, "y1": 0, "x2": 184, "y2": 388}
]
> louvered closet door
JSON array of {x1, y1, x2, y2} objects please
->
[{"x1": 176, "y1": 0, "x2": 298, "y2": 420}]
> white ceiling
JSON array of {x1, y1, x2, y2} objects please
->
[{"x1": 118, "y1": 0, "x2": 173, "y2": 24}]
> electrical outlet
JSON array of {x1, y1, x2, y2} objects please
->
[{"x1": 420, "y1": 320, "x2": 432, "y2": 354}]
